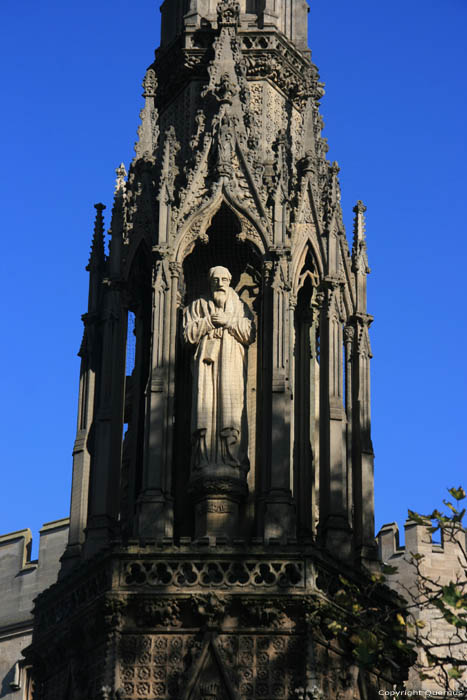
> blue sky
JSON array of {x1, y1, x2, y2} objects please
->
[{"x1": 1, "y1": 0, "x2": 466, "y2": 557}]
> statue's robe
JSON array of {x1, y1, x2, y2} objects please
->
[{"x1": 183, "y1": 288, "x2": 255, "y2": 470}]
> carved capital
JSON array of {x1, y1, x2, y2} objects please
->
[
  {"x1": 102, "y1": 595, "x2": 127, "y2": 632},
  {"x1": 318, "y1": 279, "x2": 343, "y2": 320},
  {"x1": 168, "y1": 261, "x2": 182, "y2": 279},
  {"x1": 188, "y1": 475, "x2": 248, "y2": 501},
  {"x1": 262, "y1": 260, "x2": 274, "y2": 285},
  {"x1": 217, "y1": 0, "x2": 240, "y2": 28},
  {"x1": 343, "y1": 325, "x2": 355, "y2": 346}
]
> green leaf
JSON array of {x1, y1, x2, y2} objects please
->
[
  {"x1": 442, "y1": 582, "x2": 462, "y2": 608},
  {"x1": 407, "y1": 510, "x2": 427, "y2": 524},
  {"x1": 410, "y1": 552, "x2": 425, "y2": 561},
  {"x1": 448, "y1": 667, "x2": 463, "y2": 680},
  {"x1": 443, "y1": 500, "x2": 458, "y2": 514},
  {"x1": 381, "y1": 564, "x2": 398, "y2": 575},
  {"x1": 449, "y1": 486, "x2": 466, "y2": 501},
  {"x1": 419, "y1": 673, "x2": 432, "y2": 681}
]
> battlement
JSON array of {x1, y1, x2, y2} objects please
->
[
  {"x1": 0, "y1": 518, "x2": 69, "y2": 631},
  {"x1": 378, "y1": 519, "x2": 466, "y2": 570},
  {"x1": 377, "y1": 519, "x2": 466, "y2": 692}
]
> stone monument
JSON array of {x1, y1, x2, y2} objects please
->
[{"x1": 25, "y1": 1, "x2": 411, "y2": 698}]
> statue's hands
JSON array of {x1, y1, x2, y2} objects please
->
[{"x1": 211, "y1": 310, "x2": 229, "y2": 328}]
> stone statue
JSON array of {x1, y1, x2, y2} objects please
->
[{"x1": 183, "y1": 266, "x2": 255, "y2": 473}]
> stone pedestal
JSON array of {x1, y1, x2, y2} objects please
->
[
  {"x1": 137, "y1": 491, "x2": 174, "y2": 539},
  {"x1": 189, "y1": 473, "x2": 247, "y2": 541},
  {"x1": 194, "y1": 497, "x2": 239, "y2": 540}
]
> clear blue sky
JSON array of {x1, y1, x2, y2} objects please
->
[{"x1": 1, "y1": 0, "x2": 466, "y2": 557}]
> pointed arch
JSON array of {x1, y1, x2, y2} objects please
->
[
  {"x1": 292, "y1": 236, "x2": 323, "y2": 298},
  {"x1": 174, "y1": 189, "x2": 267, "y2": 263},
  {"x1": 296, "y1": 178, "x2": 322, "y2": 231},
  {"x1": 181, "y1": 633, "x2": 238, "y2": 700},
  {"x1": 122, "y1": 234, "x2": 151, "y2": 283}
]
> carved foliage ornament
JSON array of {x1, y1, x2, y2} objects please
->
[
  {"x1": 217, "y1": 0, "x2": 240, "y2": 27},
  {"x1": 142, "y1": 68, "x2": 157, "y2": 98},
  {"x1": 134, "y1": 599, "x2": 182, "y2": 628},
  {"x1": 191, "y1": 592, "x2": 227, "y2": 626}
]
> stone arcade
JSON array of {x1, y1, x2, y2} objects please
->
[{"x1": 26, "y1": 1, "x2": 411, "y2": 698}]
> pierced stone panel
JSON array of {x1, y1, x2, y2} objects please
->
[{"x1": 121, "y1": 559, "x2": 304, "y2": 589}]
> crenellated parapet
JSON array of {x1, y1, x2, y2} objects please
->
[
  {"x1": 0, "y1": 519, "x2": 69, "y2": 630},
  {"x1": 378, "y1": 520, "x2": 467, "y2": 692},
  {"x1": 378, "y1": 519, "x2": 467, "y2": 575},
  {"x1": 0, "y1": 520, "x2": 68, "y2": 699}
]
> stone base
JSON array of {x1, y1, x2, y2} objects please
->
[
  {"x1": 28, "y1": 545, "x2": 409, "y2": 700},
  {"x1": 357, "y1": 541, "x2": 380, "y2": 571},
  {"x1": 263, "y1": 494, "x2": 296, "y2": 542},
  {"x1": 194, "y1": 496, "x2": 240, "y2": 540},
  {"x1": 189, "y1": 471, "x2": 248, "y2": 540},
  {"x1": 320, "y1": 515, "x2": 353, "y2": 561},
  {"x1": 136, "y1": 493, "x2": 174, "y2": 539}
]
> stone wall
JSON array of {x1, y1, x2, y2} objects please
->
[
  {"x1": 0, "y1": 519, "x2": 68, "y2": 699},
  {"x1": 378, "y1": 519, "x2": 467, "y2": 692}
]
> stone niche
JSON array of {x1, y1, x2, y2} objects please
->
[{"x1": 173, "y1": 204, "x2": 262, "y2": 541}]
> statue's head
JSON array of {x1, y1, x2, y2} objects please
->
[{"x1": 209, "y1": 266, "x2": 231, "y2": 308}]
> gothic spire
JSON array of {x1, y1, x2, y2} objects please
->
[
  {"x1": 87, "y1": 203, "x2": 106, "y2": 272},
  {"x1": 134, "y1": 68, "x2": 159, "y2": 162},
  {"x1": 352, "y1": 200, "x2": 370, "y2": 315},
  {"x1": 108, "y1": 164, "x2": 127, "y2": 277},
  {"x1": 352, "y1": 200, "x2": 370, "y2": 275}
]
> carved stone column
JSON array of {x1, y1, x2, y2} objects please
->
[
  {"x1": 351, "y1": 314, "x2": 377, "y2": 564},
  {"x1": 318, "y1": 280, "x2": 352, "y2": 558},
  {"x1": 62, "y1": 205, "x2": 105, "y2": 571},
  {"x1": 137, "y1": 257, "x2": 174, "y2": 538},
  {"x1": 293, "y1": 290, "x2": 320, "y2": 537},
  {"x1": 350, "y1": 201, "x2": 377, "y2": 565},
  {"x1": 262, "y1": 255, "x2": 296, "y2": 541},
  {"x1": 344, "y1": 324, "x2": 355, "y2": 528},
  {"x1": 85, "y1": 281, "x2": 128, "y2": 557}
]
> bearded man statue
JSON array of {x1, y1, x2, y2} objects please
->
[{"x1": 183, "y1": 266, "x2": 255, "y2": 474}]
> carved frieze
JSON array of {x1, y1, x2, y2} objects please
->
[
  {"x1": 121, "y1": 558, "x2": 304, "y2": 589},
  {"x1": 134, "y1": 599, "x2": 182, "y2": 629}
]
